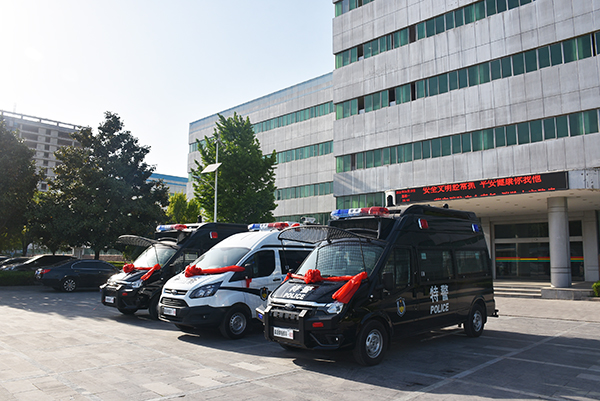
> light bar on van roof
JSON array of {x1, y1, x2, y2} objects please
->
[
  {"x1": 156, "y1": 224, "x2": 188, "y2": 232},
  {"x1": 247, "y1": 222, "x2": 300, "y2": 231},
  {"x1": 330, "y1": 207, "x2": 389, "y2": 220}
]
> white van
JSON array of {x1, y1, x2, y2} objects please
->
[{"x1": 158, "y1": 223, "x2": 314, "y2": 339}]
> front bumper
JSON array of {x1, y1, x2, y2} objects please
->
[
  {"x1": 100, "y1": 284, "x2": 141, "y2": 311},
  {"x1": 158, "y1": 297, "x2": 228, "y2": 328},
  {"x1": 258, "y1": 304, "x2": 348, "y2": 350}
]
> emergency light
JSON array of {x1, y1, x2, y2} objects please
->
[
  {"x1": 247, "y1": 222, "x2": 300, "y2": 231},
  {"x1": 330, "y1": 207, "x2": 389, "y2": 219},
  {"x1": 156, "y1": 224, "x2": 188, "y2": 232}
]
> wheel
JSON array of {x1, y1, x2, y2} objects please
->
[
  {"x1": 148, "y1": 295, "x2": 159, "y2": 320},
  {"x1": 219, "y1": 306, "x2": 250, "y2": 339},
  {"x1": 61, "y1": 278, "x2": 77, "y2": 292},
  {"x1": 464, "y1": 303, "x2": 485, "y2": 338},
  {"x1": 353, "y1": 320, "x2": 388, "y2": 366},
  {"x1": 118, "y1": 308, "x2": 137, "y2": 315},
  {"x1": 175, "y1": 324, "x2": 199, "y2": 334}
]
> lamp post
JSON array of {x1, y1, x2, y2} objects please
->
[{"x1": 200, "y1": 139, "x2": 222, "y2": 222}]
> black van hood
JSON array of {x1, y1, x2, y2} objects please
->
[{"x1": 271, "y1": 279, "x2": 346, "y2": 303}]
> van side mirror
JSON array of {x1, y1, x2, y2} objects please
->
[{"x1": 382, "y1": 272, "x2": 394, "y2": 292}]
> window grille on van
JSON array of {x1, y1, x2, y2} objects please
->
[{"x1": 278, "y1": 225, "x2": 373, "y2": 244}]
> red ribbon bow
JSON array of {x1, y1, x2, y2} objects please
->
[
  {"x1": 184, "y1": 265, "x2": 245, "y2": 278},
  {"x1": 122, "y1": 263, "x2": 161, "y2": 281},
  {"x1": 285, "y1": 269, "x2": 368, "y2": 304}
]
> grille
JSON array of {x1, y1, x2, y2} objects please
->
[
  {"x1": 163, "y1": 288, "x2": 187, "y2": 296},
  {"x1": 161, "y1": 297, "x2": 188, "y2": 307}
]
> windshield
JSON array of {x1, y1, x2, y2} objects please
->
[
  {"x1": 190, "y1": 247, "x2": 250, "y2": 270},
  {"x1": 296, "y1": 241, "x2": 384, "y2": 277},
  {"x1": 133, "y1": 245, "x2": 177, "y2": 268}
]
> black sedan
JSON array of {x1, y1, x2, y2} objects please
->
[
  {"x1": 4, "y1": 255, "x2": 76, "y2": 271},
  {"x1": 36, "y1": 260, "x2": 120, "y2": 292}
]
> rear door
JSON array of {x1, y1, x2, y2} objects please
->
[{"x1": 416, "y1": 248, "x2": 456, "y2": 329}]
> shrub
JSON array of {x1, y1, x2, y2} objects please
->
[
  {"x1": 108, "y1": 261, "x2": 125, "y2": 270},
  {"x1": 593, "y1": 281, "x2": 600, "y2": 297},
  {"x1": 0, "y1": 271, "x2": 36, "y2": 286}
]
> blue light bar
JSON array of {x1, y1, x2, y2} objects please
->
[{"x1": 330, "y1": 207, "x2": 389, "y2": 219}]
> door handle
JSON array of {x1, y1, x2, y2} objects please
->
[{"x1": 273, "y1": 278, "x2": 281, "y2": 282}]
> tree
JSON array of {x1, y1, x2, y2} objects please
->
[
  {"x1": 0, "y1": 118, "x2": 42, "y2": 253},
  {"x1": 191, "y1": 113, "x2": 277, "y2": 223},
  {"x1": 166, "y1": 193, "x2": 201, "y2": 224},
  {"x1": 28, "y1": 191, "x2": 73, "y2": 255},
  {"x1": 47, "y1": 112, "x2": 169, "y2": 259}
]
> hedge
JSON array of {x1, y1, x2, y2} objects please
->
[
  {"x1": 593, "y1": 281, "x2": 600, "y2": 297},
  {"x1": 0, "y1": 271, "x2": 36, "y2": 286}
]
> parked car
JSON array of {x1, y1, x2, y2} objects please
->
[
  {"x1": 36, "y1": 259, "x2": 120, "y2": 292},
  {"x1": 0, "y1": 257, "x2": 30, "y2": 269},
  {"x1": 3, "y1": 255, "x2": 76, "y2": 271}
]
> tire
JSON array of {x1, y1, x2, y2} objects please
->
[
  {"x1": 464, "y1": 303, "x2": 485, "y2": 338},
  {"x1": 148, "y1": 296, "x2": 159, "y2": 320},
  {"x1": 61, "y1": 278, "x2": 77, "y2": 292},
  {"x1": 353, "y1": 320, "x2": 388, "y2": 366},
  {"x1": 118, "y1": 308, "x2": 137, "y2": 315},
  {"x1": 219, "y1": 306, "x2": 250, "y2": 340}
]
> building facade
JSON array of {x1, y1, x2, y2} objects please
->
[
  {"x1": 1, "y1": 110, "x2": 80, "y2": 191},
  {"x1": 188, "y1": 0, "x2": 600, "y2": 285},
  {"x1": 149, "y1": 173, "x2": 188, "y2": 197}
]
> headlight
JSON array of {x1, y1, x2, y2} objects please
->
[
  {"x1": 189, "y1": 282, "x2": 222, "y2": 299},
  {"x1": 131, "y1": 279, "x2": 143, "y2": 289},
  {"x1": 325, "y1": 300, "x2": 344, "y2": 315}
]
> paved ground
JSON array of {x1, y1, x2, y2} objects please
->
[{"x1": 0, "y1": 286, "x2": 599, "y2": 401}]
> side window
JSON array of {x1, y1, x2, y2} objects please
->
[
  {"x1": 278, "y1": 250, "x2": 311, "y2": 274},
  {"x1": 171, "y1": 251, "x2": 201, "y2": 275},
  {"x1": 418, "y1": 249, "x2": 453, "y2": 281},
  {"x1": 455, "y1": 250, "x2": 489, "y2": 276},
  {"x1": 245, "y1": 250, "x2": 276, "y2": 278},
  {"x1": 381, "y1": 247, "x2": 412, "y2": 289}
]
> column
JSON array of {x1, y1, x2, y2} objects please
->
[
  {"x1": 547, "y1": 197, "x2": 571, "y2": 288},
  {"x1": 583, "y1": 211, "x2": 599, "y2": 282}
]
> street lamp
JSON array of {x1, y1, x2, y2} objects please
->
[{"x1": 200, "y1": 139, "x2": 222, "y2": 223}]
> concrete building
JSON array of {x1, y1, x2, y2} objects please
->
[
  {"x1": 1, "y1": 110, "x2": 80, "y2": 191},
  {"x1": 188, "y1": 0, "x2": 600, "y2": 286},
  {"x1": 149, "y1": 173, "x2": 188, "y2": 197}
]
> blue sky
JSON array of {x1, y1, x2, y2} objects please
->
[{"x1": 0, "y1": 1, "x2": 334, "y2": 177}]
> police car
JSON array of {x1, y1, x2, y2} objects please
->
[
  {"x1": 258, "y1": 206, "x2": 497, "y2": 365},
  {"x1": 158, "y1": 222, "x2": 314, "y2": 339}
]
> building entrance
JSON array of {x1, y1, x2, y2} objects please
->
[{"x1": 494, "y1": 221, "x2": 584, "y2": 281}]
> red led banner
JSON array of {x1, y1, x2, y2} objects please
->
[{"x1": 395, "y1": 172, "x2": 568, "y2": 204}]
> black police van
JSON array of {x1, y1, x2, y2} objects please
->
[
  {"x1": 257, "y1": 205, "x2": 497, "y2": 366},
  {"x1": 100, "y1": 222, "x2": 247, "y2": 319}
]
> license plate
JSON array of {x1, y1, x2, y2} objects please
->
[
  {"x1": 163, "y1": 307, "x2": 177, "y2": 317},
  {"x1": 273, "y1": 327, "x2": 294, "y2": 340},
  {"x1": 104, "y1": 296, "x2": 115, "y2": 304}
]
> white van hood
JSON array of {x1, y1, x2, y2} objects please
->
[{"x1": 164, "y1": 271, "x2": 230, "y2": 291}]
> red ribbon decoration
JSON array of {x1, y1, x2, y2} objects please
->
[
  {"x1": 184, "y1": 264, "x2": 245, "y2": 278},
  {"x1": 123, "y1": 263, "x2": 161, "y2": 281},
  {"x1": 140, "y1": 264, "x2": 161, "y2": 281},
  {"x1": 285, "y1": 269, "x2": 368, "y2": 304}
]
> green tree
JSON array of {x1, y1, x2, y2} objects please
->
[
  {"x1": 190, "y1": 113, "x2": 276, "y2": 223},
  {"x1": 28, "y1": 192, "x2": 73, "y2": 254},
  {"x1": 0, "y1": 118, "x2": 42, "y2": 253},
  {"x1": 166, "y1": 192, "x2": 201, "y2": 223},
  {"x1": 48, "y1": 112, "x2": 169, "y2": 259}
]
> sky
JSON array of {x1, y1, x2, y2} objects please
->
[{"x1": 0, "y1": 0, "x2": 334, "y2": 177}]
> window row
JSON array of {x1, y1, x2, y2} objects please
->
[
  {"x1": 275, "y1": 181, "x2": 333, "y2": 201},
  {"x1": 336, "y1": 192, "x2": 384, "y2": 210},
  {"x1": 276, "y1": 141, "x2": 333, "y2": 164},
  {"x1": 336, "y1": 32, "x2": 599, "y2": 120},
  {"x1": 253, "y1": 102, "x2": 333, "y2": 134},
  {"x1": 334, "y1": 0, "x2": 373, "y2": 17},
  {"x1": 335, "y1": 0, "x2": 535, "y2": 69},
  {"x1": 336, "y1": 109, "x2": 599, "y2": 173}
]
